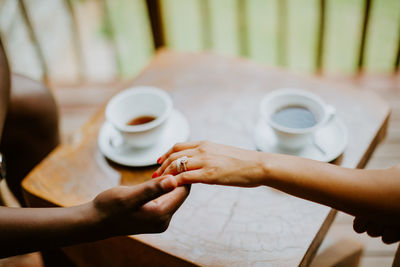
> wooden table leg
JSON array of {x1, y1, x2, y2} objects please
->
[
  {"x1": 392, "y1": 244, "x2": 400, "y2": 267},
  {"x1": 310, "y1": 238, "x2": 363, "y2": 267}
]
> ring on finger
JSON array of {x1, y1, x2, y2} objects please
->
[{"x1": 176, "y1": 156, "x2": 188, "y2": 173}]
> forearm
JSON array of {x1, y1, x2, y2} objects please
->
[
  {"x1": 260, "y1": 153, "x2": 400, "y2": 225},
  {"x1": 0, "y1": 203, "x2": 99, "y2": 258}
]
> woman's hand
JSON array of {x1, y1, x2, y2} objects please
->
[
  {"x1": 153, "y1": 141, "x2": 267, "y2": 187},
  {"x1": 89, "y1": 175, "x2": 190, "y2": 238}
]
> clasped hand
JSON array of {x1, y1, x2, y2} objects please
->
[
  {"x1": 154, "y1": 141, "x2": 266, "y2": 187},
  {"x1": 154, "y1": 141, "x2": 400, "y2": 244},
  {"x1": 88, "y1": 175, "x2": 190, "y2": 238}
]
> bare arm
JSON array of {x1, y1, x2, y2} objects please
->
[
  {"x1": 0, "y1": 39, "x2": 189, "y2": 257},
  {"x1": 263, "y1": 153, "x2": 400, "y2": 224},
  {"x1": 156, "y1": 141, "x2": 400, "y2": 227},
  {"x1": 0, "y1": 39, "x2": 190, "y2": 258},
  {"x1": 0, "y1": 204, "x2": 94, "y2": 257},
  {"x1": 0, "y1": 176, "x2": 189, "y2": 258}
]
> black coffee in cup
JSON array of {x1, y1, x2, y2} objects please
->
[{"x1": 271, "y1": 105, "x2": 317, "y2": 129}]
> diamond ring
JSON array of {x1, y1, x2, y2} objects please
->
[{"x1": 176, "y1": 156, "x2": 188, "y2": 173}]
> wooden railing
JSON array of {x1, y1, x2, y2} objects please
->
[{"x1": 0, "y1": 0, "x2": 399, "y2": 84}]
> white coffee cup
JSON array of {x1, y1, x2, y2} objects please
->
[
  {"x1": 105, "y1": 86, "x2": 173, "y2": 149},
  {"x1": 260, "y1": 88, "x2": 335, "y2": 150}
]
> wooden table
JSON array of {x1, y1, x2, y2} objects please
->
[{"x1": 22, "y1": 50, "x2": 390, "y2": 266}]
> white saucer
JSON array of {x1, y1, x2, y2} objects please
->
[
  {"x1": 254, "y1": 117, "x2": 348, "y2": 162},
  {"x1": 98, "y1": 109, "x2": 190, "y2": 167}
]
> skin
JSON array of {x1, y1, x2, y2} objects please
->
[
  {"x1": 0, "y1": 178, "x2": 189, "y2": 258},
  {"x1": 0, "y1": 40, "x2": 189, "y2": 258},
  {"x1": 155, "y1": 141, "x2": 400, "y2": 244}
]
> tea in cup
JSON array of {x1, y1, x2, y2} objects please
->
[
  {"x1": 260, "y1": 88, "x2": 335, "y2": 150},
  {"x1": 105, "y1": 86, "x2": 173, "y2": 149}
]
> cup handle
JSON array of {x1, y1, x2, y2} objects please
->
[
  {"x1": 312, "y1": 135, "x2": 327, "y2": 156},
  {"x1": 311, "y1": 105, "x2": 336, "y2": 156},
  {"x1": 322, "y1": 105, "x2": 336, "y2": 126},
  {"x1": 109, "y1": 124, "x2": 126, "y2": 148}
]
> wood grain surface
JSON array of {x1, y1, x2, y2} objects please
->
[{"x1": 22, "y1": 50, "x2": 390, "y2": 266}]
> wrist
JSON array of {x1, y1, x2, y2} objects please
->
[
  {"x1": 256, "y1": 152, "x2": 275, "y2": 187},
  {"x1": 74, "y1": 201, "x2": 109, "y2": 242}
]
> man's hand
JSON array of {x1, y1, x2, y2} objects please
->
[
  {"x1": 90, "y1": 175, "x2": 190, "y2": 238},
  {"x1": 353, "y1": 217, "x2": 400, "y2": 244},
  {"x1": 0, "y1": 175, "x2": 190, "y2": 258}
]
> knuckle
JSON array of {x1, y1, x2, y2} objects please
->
[
  {"x1": 367, "y1": 229, "x2": 381, "y2": 238},
  {"x1": 162, "y1": 157, "x2": 171, "y2": 169},
  {"x1": 203, "y1": 168, "x2": 214, "y2": 177},
  {"x1": 382, "y1": 238, "x2": 389, "y2": 244},
  {"x1": 179, "y1": 172, "x2": 191, "y2": 183},
  {"x1": 161, "y1": 159, "x2": 173, "y2": 173},
  {"x1": 161, "y1": 159, "x2": 170, "y2": 171},
  {"x1": 111, "y1": 191, "x2": 130, "y2": 209},
  {"x1": 381, "y1": 228, "x2": 400, "y2": 244},
  {"x1": 163, "y1": 165, "x2": 172, "y2": 175},
  {"x1": 112, "y1": 195, "x2": 125, "y2": 207},
  {"x1": 169, "y1": 165, "x2": 178, "y2": 175},
  {"x1": 143, "y1": 186, "x2": 155, "y2": 200},
  {"x1": 198, "y1": 141, "x2": 207, "y2": 149},
  {"x1": 173, "y1": 143, "x2": 183, "y2": 151},
  {"x1": 143, "y1": 183, "x2": 161, "y2": 198},
  {"x1": 170, "y1": 153, "x2": 180, "y2": 162},
  {"x1": 352, "y1": 222, "x2": 361, "y2": 233},
  {"x1": 353, "y1": 225, "x2": 361, "y2": 233},
  {"x1": 381, "y1": 236, "x2": 393, "y2": 244},
  {"x1": 352, "y1": 218, "x2": 367, "y2": 234},
  {"x1": 179, "y1": 172, "x2": 188, "y2": 181}
]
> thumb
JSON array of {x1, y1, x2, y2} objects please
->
[{"x1": 126, "y1": 175, "x2": 177, "y2": 208}]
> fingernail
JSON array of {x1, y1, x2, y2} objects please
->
[
  {"x1": 157, "y1": 157, "x2": 162, "y2": 164},
  {"x1": 152, "y1": 172, "x2": 158, "y2": 178},
  {"x1": 160, "y1": 176, "x2": 177, "y2": 191}
]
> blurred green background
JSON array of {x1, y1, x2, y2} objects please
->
[
  {"x1": 1, "y1": 0, "x2": 399, "y2": 83},
  {"x1": 104, "y1": 0, "x2": 400, "y2": 77}
]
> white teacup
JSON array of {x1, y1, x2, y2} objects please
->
[
  {"x1": 260, "y1": 88, "x2": 335, "y2": 150},
  {"x1": 105, "y1": 86, "x2": 173, "y2": 149}
]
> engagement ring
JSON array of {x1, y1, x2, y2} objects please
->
[{"x1": 176, "y1": 156, "x2": 188, "y2": 173}]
